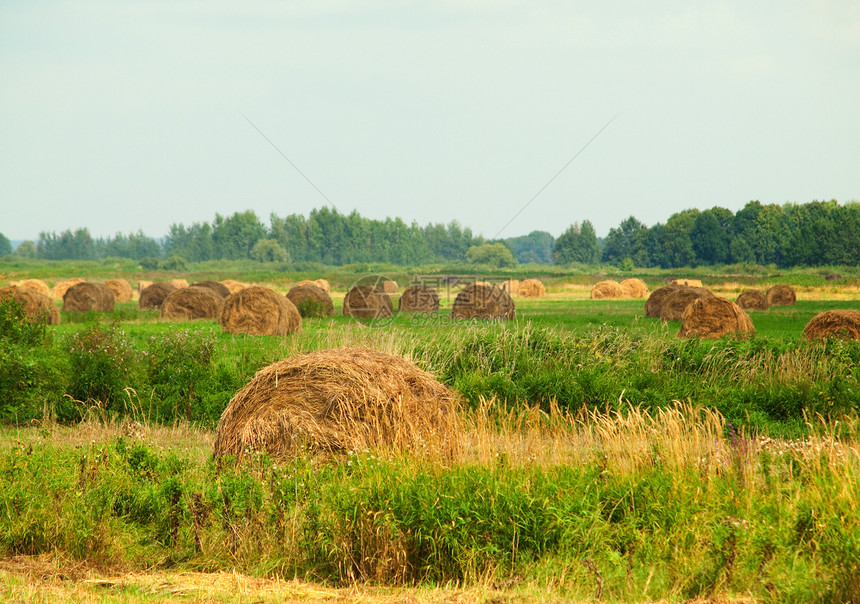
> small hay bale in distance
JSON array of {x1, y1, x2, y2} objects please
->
[
  {"x1": 451, "y1": 283, "x2": 515, "y2": 320},
  {"x1": 139, "y1": 282, "x2": 176, "y2": 309},
  {"x1": 171, "y1": 278, "x2": 189, "y2": 289},
  {"x1": 137, "y1": 280, "x2": 153, "y2": 295},
  {"x1": 213, "y1": 347, "x2": 459, "y2": 461},
  {"x1": 105, "y1": 278, "x2": 133, "y2": 302},
  {"x1": 398, "y1": 284, "x2": 440, "y2": 312},
  {"x1": 501, "y1": 279, "x2": 520, "y2": 295},
  {"x1": 736, "y1": 289, "x2": 769, "y2": 311},
  {"x1": 343, "y1": 285, "x2": 393, "y2": 319},
  {"x1": 160, "y1": 286, "x2": 222, "y2": 320},
  {"x1": 0, "y1": 285, "x2": 60, "y2": 324},
  {"x1": 590, "y1": 280, "x2": 623, "y2": 299},
  {"x1": 620, "y1": 278, "x2": 649, "y2": 298},
  {"x1": 658, "y1": 287, "x2": 713, "y2": 322},
  {"x1": 380, "y1": 279, "x2": 399, "y2": 294},
  {"x1": 218, "y1": 286, "x2": 301, "y2": 336},
  {"x1": 52, "y1": 278, "x2": 85, "y2": 299},
  {"x1": 519, "y1": 279, "x2": 546, "y2": 297},
  {"x1": 766, "y1": 284, "x2": 796, "y2": 306},
  {"x1": 670, "y1": 278, "x2": 704, "y2": 287},
  {"x1": 644, "y1": 284, "x2": 682, "y2": 317},
  {"x1": 62, "y1": 282, "x2": 115, "y2": 313},
  {"x1": 220, "y1": 279, "x2": 247, "y2": 294},
  {"x1": 678, "y1": 296, "x2": 755, "y2": 339},
  {"x1": 298, "y1": 278, "x2": 330, "y2": 293},
  {"x1": 286, "y1": 283, "x2": 335, "y2": 318},
  {"x1": 190, "y1": 280, "x2": 231, "y2": 299},
  {"x1": 803, "y1": 310, "x2": 860, "y2": 341},
  {"x1": 12, "y1": 279, "x2": 51, "y2": 297}
]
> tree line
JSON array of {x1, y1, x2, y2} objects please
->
[{"x1": 2, "y1": 199, "x2": 857, "y2": 268}]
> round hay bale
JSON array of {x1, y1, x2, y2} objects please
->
[
  {"x1": 679, "y1": 296, "x2": 755, "y2": 339},
  {"x1": 297, "y1": 279, "x2": 331, "y2": 293},
  {"x1": 619, "y1": 278, "x2": 649, "y2": 298},
  {"x1": 670, "y1": 278, "x2": 704, "y2": 288},
  {"x1": 13, "y1": 279, "x2": 51, "y2": 296},
  {"x1": 62, "y1": 282, "x2": 115, "y2": 313},
  {"x1": 137, "y1": 280, "x2": 153, "y2": 295},
  {"x1": 105, "y1": 278, "x2": 133, "y2": 303},
  {"x1": 451, "y1": 283, "x2": 515, "y2": 320},
  {"x1": 218, "y1": 286, "x2": 301, "y2": 336},
  {"x1": 160, "y1": 286, "x2": 222, "y2": 320},
  {"x1": 803, "y1": 310, "x2": 860, "y2": 341},
  {"x1": 736, "y1": 289, "x2": 769, "y2": 311},
  {"x1": 766, "y1": 284, "x2": 796, "y2": 306},
  {"x1": 52, "y1": 278, "x2": 85, "y2": 299},
  {"x1": 286, "y1": 283, "x2": 335, "y2": 318},
  {"x1": 590, "y1": 280, "x2": 623, "y2": 299},
  {"x1": 190, "y1": 280, "x2": 230, "y2": 299},
  {"x1": 139, "y1": 282, "x2": 176, "y2": 309},
  {"x1": 220, "y1": 279, "x2": 247, "y2": 294},
  {"x1": 380, "y1": 280, "x2": 399, "y2": 294},
  {"x1": 519, "y1": 279, "x2": 546, "y2": 297},
  {"x1": 213, "y1": 347, "x2": 459, "y2": 461},
  {"x1": 501, "y1": 280, "x2": 520, "y2": 295},
  {"x1": 171, "y1": 279, "x2": 189, "y2": 289},
  {"x1": 398, "y1": 285, "x2": 440, "y2": 312},
  {"x1": 343, "y1": 285, "x2": 393, "y2": 319},
  {"x1": 658, "y1": 287, "x2": 713, "y2": 322},
  {"x1": 0, "y1": 286, "x2": 60, "y2": 324},
  {"x1": 645, "y1": 284, "x2": 683, "y2": 317}
]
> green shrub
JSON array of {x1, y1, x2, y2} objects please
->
[
  {"x1": 145, "y1": 328, "x2": 217, "y2": 422},
  {"x1": 64, "y1": 323, "x2": 139, "y2": 411}
]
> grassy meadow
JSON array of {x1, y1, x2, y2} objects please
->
[{"x1": 1, "y1": 260, "x2": 860, "y2": 602}]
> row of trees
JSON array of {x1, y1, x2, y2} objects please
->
[{"x1": 3, "y1": 199, "x2": 857, "y2": 268}]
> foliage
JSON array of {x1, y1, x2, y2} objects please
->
[
  {"x1": 64, "y1": 323, "x2": 139, "y2": 412},
  {"x1": 504, "y1": 230, "x2": 555, "y2": 264},
  {"x1": 11, "y1": 240, "x2": 36, "y2": 258},
  {"x1": 553, "y1": 220, "x2": 600, "y2": 264},
  {"x1": 0, "y1": 233, "x2": 11, "y2": 257},
  {"x1": 250, "y1": 239, "x2": 289, "y2": 263},
  {"x1": 465, "y1": 242, "x2": 518, "y2": 268}
]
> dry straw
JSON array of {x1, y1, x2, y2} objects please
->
[
  {"x1": 343, "y1": 285, "x2": 393, "y2": 319},
  {"x1": 218, "y1": 286, "x2": 301, "y2": 336},
  {"x1": 803, "y1": 309, "x2": 860, "y2": 341},
  {"x1": 0, "y1": 285, "x2": 60, "y2": 324},
  {"x1": 62, "y1": 282, "x2": 115, "y2": 313},
  {"x1": 213, "y1": 347, "x2": 459, "y2": 461},
  {"x1": 501, "y1": 279, "x2": 520, "y2": 295},
  {"x1": 590, "y1": 280, "x2": 623, "y2": 299},
  {"x1": 105, "y1": 278, "x2": 133, "y2": 302},
  {"x1": 139, "y1": 282, "x2": 176, "y2": 309},
  {"x1": 678, "y1": 296, "x2": 755, "y2": 339},
  {"x1": 736, "y1": 289, "x2": 769, "y2": 311},
  {"x1": 518, "y1": 278, "x2": 546, "y2": 297},
  {"x1": 619, "y1": 278, "x2": 649, "y2": 298},
  {"x1": 658, "y1": 287, "x2": 713, "y2": 322},
  {"x1": 11, "y1": 279, "x2": 51, "y2": 296},
  {"x1": 451, "y1": 283, "x2": 515, "y2": 320},
  {"x1": 766, "y1": 284, "x2": 796, "y2": 306},
  {"x1": 398, "y1": 285, "x2": 440, "y2": 312},
  {"x1": 670, "y1": 278, "x2": 704, "y2": 287},
  {"x1": 297, "y1": 278, "x2": 330, "y2": 293},
  {"x1": 160, "y1": 286, "x2": 222, "y2": 320},
  {"x1": 190, "y1": 280, "x2": 231, "y2": 299},
  {"x1": 171, "y1": 279, "x2": 189, "y2": 289},
  {"x1": 644, "y1": 284, "x2": 682, "y2": 317},
  {"x1": 286, "y1": 283, "x2": 335, "y2": 317},
  {"x1": 52, "y1": 278, "x2": 85, "y2": 299},
  {"x1": 220, "y1": 279, "x2": 248, "y2": 294}
]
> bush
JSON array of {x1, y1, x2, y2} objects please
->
[
  {"x1": 64, "y1": 323, "x2": 139, "y2": 411},
  {"x1": 145, "y1": 328, "x2": 217, "y2": 422}
]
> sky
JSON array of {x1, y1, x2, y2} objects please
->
[{"x1": 1, "y1": 1, "x2": 859, "y2": 242}]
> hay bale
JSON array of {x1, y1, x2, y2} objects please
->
[
  {"x1": 286, "y1": 283, "x2": 335, "y2": 317},
  {"x1": 105, "y1": 278, "x2": 133, "y2": 302},
  {"x1": 0, "y1": 286, "x2": 60, "y2": 324},
  {"x1": 620, "y1": 278, "x2": 649, "y2": 298},
  {"x1": 62, "y1": 282, "x2": 115, "y2": 313},
  {"x1": 12, "y1": 279, "x2": 51, "y2": 296},
  {"x1": 590, "y1": 280, "x2": 623, "y2": 299},
  {"x1": 644, "y1": 284, "x2": 683, "y2": 317},
  {"x1": 398, "y1": 285, "x2": 440, "y2": 312},
  {"x1": 766, "y1": 284, "x2": 796, "y2": 306},
  {"x1": 190, "y1": 280, "x2": 231, "y2": 299},
  {"x1": 343, "y1": 285, "x2": 393, "y2": 319},
  {"x1": 451, "y1": 283, "x2": 515, "y2": 320},
  {"x1": 658, "y1": 287, "x2": 713, "y2": 322},
  {"x1": 218, "y1": 286, "x2": 301, "y2": 336},
  {"x1": 298, "y1": 279, "x2": 331, "y2": 293},
  {"x1": 803, "y1": 310, "x2": 860, "y2": 341},
  {"x1": 138, "y1": 280, "x2": 153, "y2": 294},
  {"x1": 736, "y1": 289, "x2": 769, "y2": 311},
  {"x1": 501, "y1": 280, "x2": 520, "y2": 295},
  {"x1": 220, "y1": 279, "x2": 247, "y2": 294},
  {"x1": 160, "y1": 286, "x2": 222, "y2": 320},
  {"x1": 670, "y1": 278, "x2": 704, "y2": 287},
  {"x1": 679, "y1": 296, "x2": 755, "y2": 339},
  {"x1": 519, "y1": 279, "x2": 546, "y2": 297},
  {"x1": 171, "y1": 279, "x2": 189, "y2": 289},
  {"x1": 213, "y1": 347, "x2": 459, "y2": 461},
  {"x1": 139, "y1": 282, "x2": 176, "y2": 309},
  {"x1": 380, "y1": 280, "x2": 399, "y2": 294},
  {"x1": 52, "y1": 278, "x2": 85, "y2": 299}
]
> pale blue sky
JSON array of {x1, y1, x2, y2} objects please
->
[{"x1": 2, "y1": 1, "x2": 858, "y2": 241}]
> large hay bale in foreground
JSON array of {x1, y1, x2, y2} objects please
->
[
  {"x1": 218, "y1": 286, "x2": 301, "y2": 336},
  {"x1": 645, "y1": 284, "x2": 683, "y2": 317},
  {"x1": 659, "y1": 287, "x2": 713, "y2": 322},
  {"x1": 139, "y1": 282, "x2": 176, "y2": 309},
  {"x1": 766, "y1": 284, "x2": 796, "y2": 306},
  {"x1": 105, "y1": 278, "x2": 133, "y2": 302},
  {"x1": 161, "y1": 286, "x2": 222, "y2": 320},
  {"x1": 191, "y1": 280, "x2": 231, "y2": 299},
  {"x1": 343, "y1": 286, "x2": 393, "y2": 319},
  {"x1": 213, "y1": 347, "x2": 459, "y2": 460},
  {"x1": 398, "y1": 285, "x2": 440, "y2": 312},
  {"x1": 0, "y1": 286, "x2": 60, "y2": 324},
  {"x1": 53, "y1": 278, "x2": 85, "y2": 299},
  {"x1": 679, "y1": 297, "x2": 755, "y2": 339},
  {"x1": 286, "y1": 283, "x2": 334, "y2": 317},
  {"x1": 591, "y1": 280, "x2": 623, "y2": 299},
  {"x1": 451, "y1": 283, "x2": 515, "y2": 320},
  {"x1": 63, "y1": 282, "x2": 115, "y2": 313},
  {"x1": 220, "y1": 279, "x2": 247, "y2": 294},
  {"x1": 803, "y1": 310, "x2": 860, "y2": 341},
  {"x1": 12, "y1": 279, "x2": 51, "y2": 297},
  {"x1": 671, "y1": 278, "x2": 704, "y2": 288},
  {"x1": 620, "y1": 278, "x2": 649, "y2": 298},
  {"x1": 736, "y1": 289, "x2": 769, "y2": 311},
  {"x1": 519, "y1": 279, "x2": 546, "y2": 297}
]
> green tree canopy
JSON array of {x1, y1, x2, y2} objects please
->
[
  {"x1": 465, "y1": 242, "x2": 518, "y2": 267},
  {"x1": 250, "y1": 239, "x2": 289, "y2": 263},
  {"x1": 0, "y1": 233, "x2": 11, "y2": 257}
]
